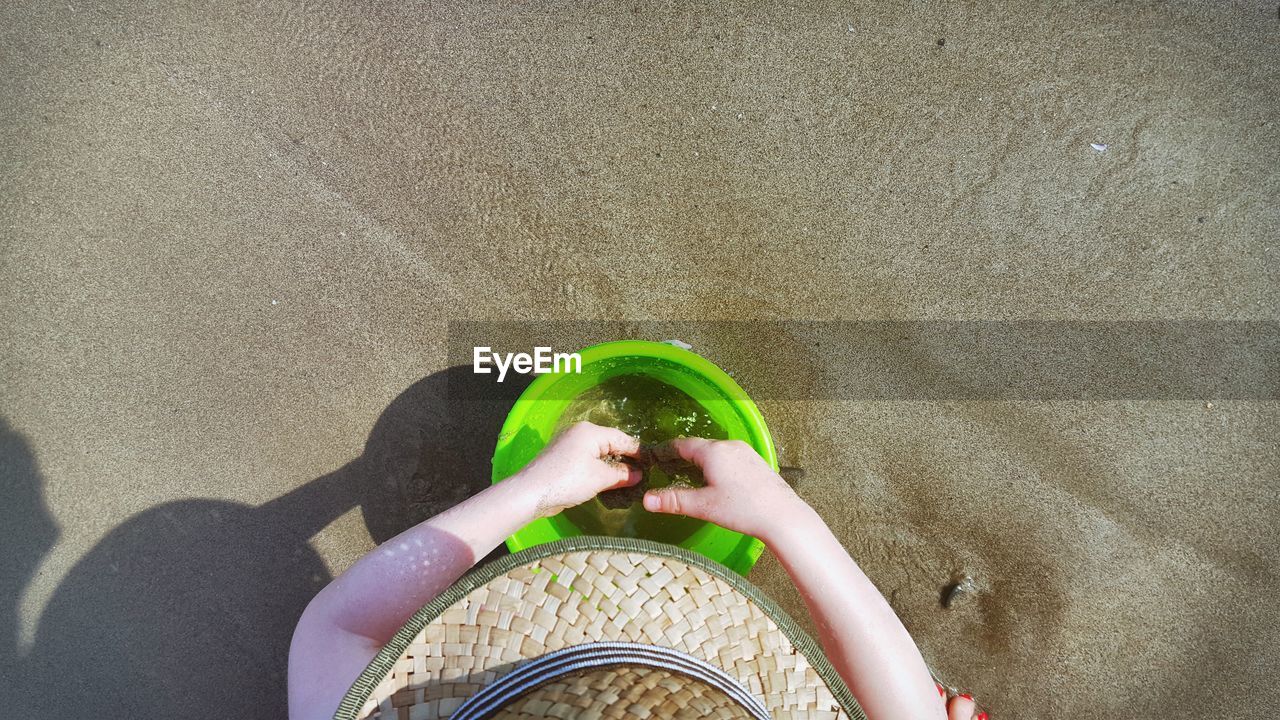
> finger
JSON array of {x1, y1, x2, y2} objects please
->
[
  {"x1": 666, "y1": 437, "x2": 715, "y2": 465},
  {"x1": 946, "y1": 693, "x2": 977, "y2": 720},
  {"x1": 643, "y1": 487, "x2": 709, "y2": 520},
  {"x1": 590, "y1": 425, "x2": 641, "y2": 458},
  {"x1": 602, "y1": 461, "x2": 643, "y2": 490}
]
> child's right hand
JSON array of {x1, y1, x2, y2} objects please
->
[{"x1": 642, "y1": 437, "x2": 807, "y2": 541}]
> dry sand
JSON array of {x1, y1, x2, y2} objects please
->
[{"x1": 2, "y1": 1, "x2": 1277, "y2": 718}]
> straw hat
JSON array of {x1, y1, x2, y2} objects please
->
[{"x1": 335, "y1": 537, "x2": 865, "y2": 720}]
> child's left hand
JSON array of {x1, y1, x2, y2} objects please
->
[{"x1": 511, "y1": 421, "x2": 642, "y2": 518}]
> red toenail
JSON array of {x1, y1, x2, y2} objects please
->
[
  {"x1": 936, "y1": 683, "x2": 945, "y2": 697},
  {"x1": 977, "y1": 713, "x2": 988, "y2": 720},
  {"x1": 959, "y1": 693, "x2": 973, "y2": 700}
]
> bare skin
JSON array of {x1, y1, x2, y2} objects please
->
[
  {"x1": 644, "y1": 438, "x2": 986, "y2": 720},
  {"x1": 287, "y1": 422, "x2": 641, "y2": 720},
  {"x1": 288, "y1": 423, "x2": 985, "y2": 720}
]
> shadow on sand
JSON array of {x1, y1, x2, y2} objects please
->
[{"x1": 2, "y1": 366, "x2": 530, "y2": 718}]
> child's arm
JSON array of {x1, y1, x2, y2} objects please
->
[
  {"x1": 643, "y1": 438, "x2": 949, "y2": 720},
  {"x1": 288, "y1": 422, "x2": 640, "y2": 720}
]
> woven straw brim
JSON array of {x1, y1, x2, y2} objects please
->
[{"x1": 336, "y1": 537, "x2": 865, "y2": 720}]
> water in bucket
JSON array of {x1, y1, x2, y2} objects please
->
[{"x1": 554, "y1": 374, "x2": 728, "y2": 543}]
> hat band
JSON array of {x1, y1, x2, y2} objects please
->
[{"x1": 451, "y1": 641, "x2": 773, "y2": 720}]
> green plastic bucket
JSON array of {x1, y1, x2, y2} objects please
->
[{"x1": 490, "y1": 340, "x2": 777, "y2": 575}]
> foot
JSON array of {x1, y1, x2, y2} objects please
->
[{"x1": 936, "y1": 683, "x2": 988, "y2": 720}]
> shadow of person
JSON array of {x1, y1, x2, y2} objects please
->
[
  {"x1": 16, "y1": 366, "x2": 531, "y2": 719},
  {"x1": 0, "y1": 418, "x2": 59, "y2": 708}
]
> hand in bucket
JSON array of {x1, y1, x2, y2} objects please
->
[
  {"x1": 641, "y1": 437, "x2": 802, "y2": 542},
  {"x1": 512, "y1": 421, "x2": 643, "y2": 518}
]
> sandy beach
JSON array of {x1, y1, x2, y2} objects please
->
[{"x1": 2, "y1": 1, "x2": 1277, "y2": 717}]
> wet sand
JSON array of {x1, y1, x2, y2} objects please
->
[{"x1": 2, "y1": 1, "x2": 1277, "y2": 718}]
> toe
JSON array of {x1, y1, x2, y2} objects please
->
[{"x1": 947, "y1": 693, "x2": 977, "y2": 720}]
